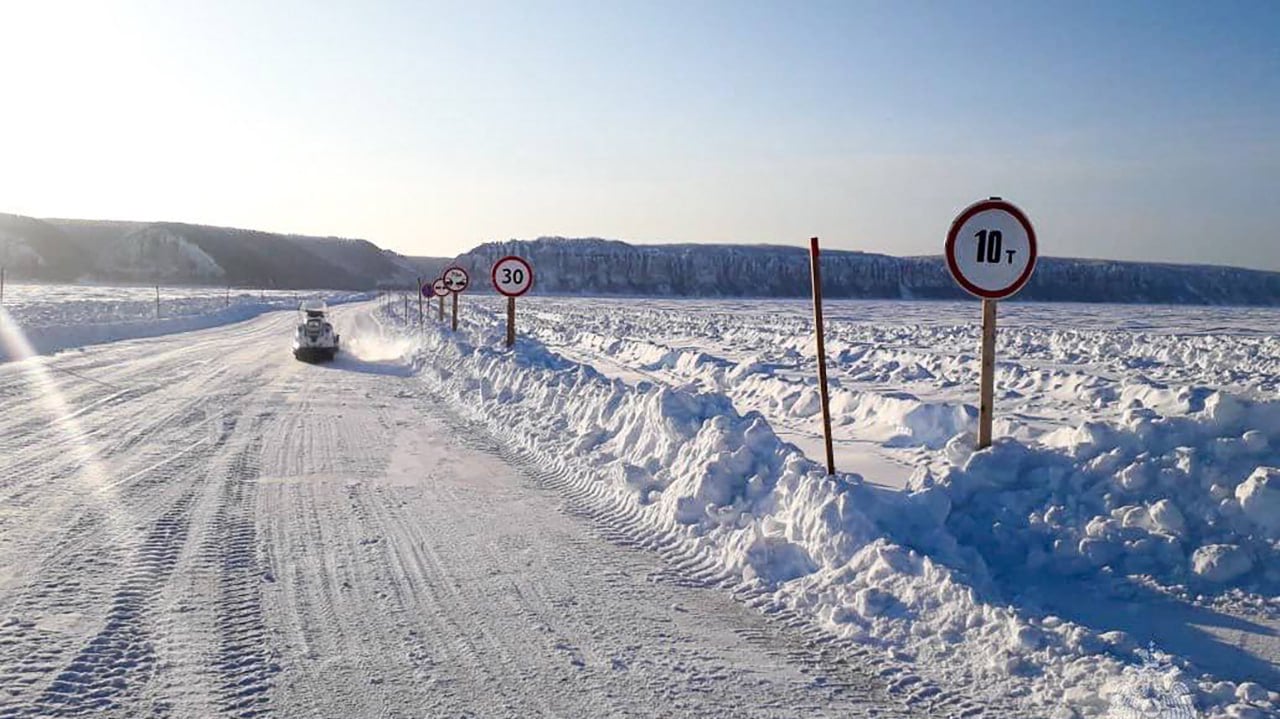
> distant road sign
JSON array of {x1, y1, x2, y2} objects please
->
[
  {"x1": 491, "y1": 256, "x2": 534, "y2": 297},
  {"x1": 420, "y1": 280, "x2": 433, "y2": 298},
  {"x1": 442, "y1": 267, "x2": 470, "y2": 294},
  {"x1": 945, "y1": 198, "x2": 1037, "y2": 300},
  {"x1": 431, "y1": 278, "x2": 449, "y2": 297}
]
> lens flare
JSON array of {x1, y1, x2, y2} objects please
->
[{"x1": 0, "y1": 307, "x2": 131, "y2": 543}]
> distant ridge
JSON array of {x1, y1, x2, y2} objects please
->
[
  {"x1": 452, "y1": 237, "x2": 1280, "y2": 306},
  {"x1": 4, "y1": 215, "x2": 1279, "y2": 306}
]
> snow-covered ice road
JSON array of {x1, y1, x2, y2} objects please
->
[{"x1": 0, "y1": 302, "x2": 938, "y2": 718}]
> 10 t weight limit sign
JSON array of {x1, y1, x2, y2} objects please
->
[
  {"x1": 945, "y1": 198, "x2": 1037, "y2": 300},
  {"x1": 944, "y1": 197, "x2": 1038, "y2": 451}
]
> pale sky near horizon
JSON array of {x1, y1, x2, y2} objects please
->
[{"x1": 0, "y1": 1, "x2": 1276, "y2": 268}]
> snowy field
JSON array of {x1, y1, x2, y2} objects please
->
[
  {"x1": 401, "y1": 294, "x2": 1280, "y2": 718},
  {"x1": 0, "y1": 283, "x2": 370, "y2": 358},
  {"x1": 1, "y1": 293, "x2": 1278, "y2": 718}
]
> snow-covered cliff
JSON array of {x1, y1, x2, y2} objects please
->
[{"x1": 453, "y1": 237, "x2": 1280, "y2": 305}]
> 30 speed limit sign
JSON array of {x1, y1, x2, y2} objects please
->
[
  {"x1": 945, "y1": 197, "x2": 1037, "y2": 300},
  {"x1": 491, "y1": 256, "x2": 534, "y2": 349},
  {"x1": 491, "y1": 256, "x2": 534, "y2": 297}
]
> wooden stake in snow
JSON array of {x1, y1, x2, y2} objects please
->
[
  {"x1": 809, "y1": 237, "x2": 836, "y2": 476},
  {"x1": 155, "y1": 284, "x2": 160, "y2": 319},
  {"x1": 944, "y1": 197, "x2": 1038, "y2": 450},
  {"x1": 978, "y1": 299, "x2": 997, "y2": 448},
  {"x1": 417, "y1": 276, "x2": 424, "y2": 329}
]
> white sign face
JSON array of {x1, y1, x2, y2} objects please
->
[
  {"x1": 432, "y1": 278, "x2": 449, "y2": 297},
  {"x1": 491, "y1": 256, "x2": 534, "y2": 297},
  {"x1": 442, "y1": 266, "x2": 470, "y2": 293},
  {"x1": 945, "y1": 198, "x2": 1037, "y2": 300}
]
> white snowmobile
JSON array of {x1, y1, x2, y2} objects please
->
[{"x1": 293, "y1": 300, "x2": 340, "y2": 362}]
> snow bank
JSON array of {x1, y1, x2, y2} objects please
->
[
  {"x1": 920, "y1": 393, "x2": 1280, "y2": 592},
  {"x1": 397, "y1": 306, "x2": 1278, "y2": 718}
]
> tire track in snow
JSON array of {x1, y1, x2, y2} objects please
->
[
  {"x1": 25, "y1": 490, "x2": 200, "y2": 716},
  {"x1": 207, "y1": 431, "x2": 277, "y2": 718}
]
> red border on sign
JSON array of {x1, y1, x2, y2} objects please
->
[
  {"x1": 491, "y1": 256, "x2": 534, "y2": 297},
  {"x1": 431, "y1": 278, "x2": 449, "y2": 297},
  {"x1": 442, "y1": 266, "x2": 470, "y2": 293},
  {"x1": 945, "y1": 199, "x2": 1038, "y2": 300}
]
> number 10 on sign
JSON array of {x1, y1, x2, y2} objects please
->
[{"x1": 491, "y1": 256, "x2": 534, "y2": 348}]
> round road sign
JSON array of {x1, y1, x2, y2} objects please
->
[
  {"x1": 945, "y1": 198, "x2": 1037, "y2": 300},
  {"x1": 442, "y1": 266, "x2": 470, "y2": 294},
  {"x1": 491, "y1": 256, "x2": 534, "y2": 297},
  {"x1": 431, "y1": 278, "x2": 449, "y2": 297},
  {"x1": 420, "y1": 281, "x2": 433, "y2": 298}
]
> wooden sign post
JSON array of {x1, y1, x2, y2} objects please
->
[
  {"x1": 417, "y1": 276, "x2": 424, "y2": 329},
  {"x1": 491, "y1": 256, "x2": 534, "y2": 348},
  {"x1": 944, "y1": 197, "x2": 1038, "y2": 449},
  {"x1": 979, "y1": 299, "x2": 997, "y2": 448},
  {"x1": 441, "y1": 266, "x2": 470, "y2": 332},
  {"x1": 809, "y1": 237, "x2": 836, "y2": 476}
]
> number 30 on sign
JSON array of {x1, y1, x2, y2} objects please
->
[{"x1": 491, "y1": 256, "x2": 534, "y2": 297}]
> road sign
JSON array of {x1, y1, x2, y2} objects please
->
[
  {"x1": 442, "y1": 266, "x2": 470, "y2": 294},
  {"x1": 945, "y1": 198, "x2": 1037, "y2": 300},
  {"x1": 944, "y1": 197, "x2": 1038, "y2": 450},
  {"x1": 421, "y1": 280, "x2": 433, "y2": 298},
  {"x1": 431, "y1": 278, "x2": 449, "y2": 297},
  {"x1": 491, "y1": 256, "x2": 534, "y2": 297}
]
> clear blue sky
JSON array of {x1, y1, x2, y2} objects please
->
[{"x1": 1, "y1": 1, "x2": 1276, "y2": 268}]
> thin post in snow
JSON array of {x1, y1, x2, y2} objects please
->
[
  {"x1": 809, "y1": 237, "x2": 836, "y2": 476},
  {"x1": 505, "y1": 295, "x2": 516, "y2": 348},
  {"x1": 155, "y1": 284, "x2": 160, "y2": 319},
  {"x1": 978, "y1": 299, "x2": 997, "y2": 449}
]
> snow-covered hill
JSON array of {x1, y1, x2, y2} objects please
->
[
  {"x1": 0, "y1": 214, "x2": 420, "y2": 289},
  {"x1": 7, "y1": 217, "x2": 1280, "y2": 305},
  {"x1": 454, "y1": 238, "x2": 1280, "y2": 306}
]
